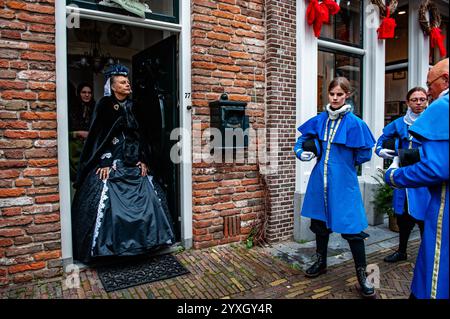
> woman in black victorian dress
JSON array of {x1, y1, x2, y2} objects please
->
[{"x1": 71, "y1": 65, "x2": 175, "y2": 263}]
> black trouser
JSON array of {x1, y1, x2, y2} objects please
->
[
  {"x1": 310, "y1": 219, "x2": 368, "y2": 268},
  {"x1": 396, "y1": 208, "x2": 424, "y2": 254}
]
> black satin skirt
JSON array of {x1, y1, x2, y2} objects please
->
[{"x1": 71, "y1": 161, "x2": 175, "y2": 263}]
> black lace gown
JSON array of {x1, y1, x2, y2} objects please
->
[{"x1": 71, "y1": 96, "x2": 175, "y2": 263}]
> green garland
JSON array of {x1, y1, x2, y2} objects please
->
[
  {"x1": 418, "y1": 0, "x2": 442, "y2": 35},
  {"x1": 370, "y1": 0, "x2": 398, "y2": 17}
]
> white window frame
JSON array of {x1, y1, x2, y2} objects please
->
[
  {"x1": 408, "y1": 0, "x2": 430, "y2": 88},
  {"x1": 55, "y1": 1, "x2": 192, "y2": 265}
]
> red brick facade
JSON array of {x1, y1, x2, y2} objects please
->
[
  {"x1": 264, "y1": 0, "x2": 296, "y2": 242},
  {"x1": 0, "y1": 0, "x2": 61, "y2": 286},
  {"x1": 191, "y1": 0, "x2": 268, "y2": 248}
]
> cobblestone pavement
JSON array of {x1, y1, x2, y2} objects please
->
[{"x1": 0, "y1": 238, "x2": 419, "y2": 300}]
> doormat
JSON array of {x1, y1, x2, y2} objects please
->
[{"x1": 96, "y1": 254, "x2": 189, "y2": 292}]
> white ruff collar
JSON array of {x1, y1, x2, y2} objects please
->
[
  {"x1": 326, "y1": 104, "x2": 352, "y2": 120},
  {"x1": 403, "y1": 107, "x2": 424, "y2": 126}
]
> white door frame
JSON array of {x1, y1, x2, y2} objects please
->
[
  {"x1": 408, "y1": 0, "x2": 430, "y2": 89},
  {"x1": 55, "y1": 1, "x2": 192, "y2": 264}
]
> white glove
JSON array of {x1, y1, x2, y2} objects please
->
[
  {"x1": 388, "y1": 156, "x2": 400, "y2": 170},
  {"x1": 379, "y1": 148, "x2": 395, "y2": 159},
  {"x1": 300, "y1": 151, "x2": 316, "y2": 161}
]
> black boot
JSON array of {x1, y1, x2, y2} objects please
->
[
  {"x1": 384, "y1": 251, "x2": 407, "y2": 263},
  {"x1": 356, "y1": 266, "x2": 376, "y2": 298},
  {"x1": 305, "y1": 233, "x2": 329, "y2": 278},
  {"x1": 305, "y1": 253, "x2": 327, "y2": 278},
  {"x1": 345, "y1": 236, "x2": 376, "y2": 298}
]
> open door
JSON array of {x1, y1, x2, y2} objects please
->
[{"x1": 132, "y1": 35, "x2": 180, "y2": 241}]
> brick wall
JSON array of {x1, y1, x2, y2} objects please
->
[
  {"x1": 0, "y1": 0, "x2": 61, "y2": 286},
  {"x1": 265, "y1": 0, "x2": 296, "y2": 242},
  {"x1": 191, "y1": 0, "x2": 267, "y2": 248}
]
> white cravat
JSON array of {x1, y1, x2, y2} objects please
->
[
  {"x1": 326, "y1": 104, "x2": 352, "y2": 120},
  {"x1": 403, "y1": 107, "x2": 423, "y2": 126}
]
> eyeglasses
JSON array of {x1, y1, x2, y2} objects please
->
[
  {"x1": 408, "y1": 97, "x2": 427, "y2": 103},
  {"x1": 426, "y1": 75, "x2": 443, "y2": 88}
]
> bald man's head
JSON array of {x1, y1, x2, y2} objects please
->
[{"x1": 427, "y1": 58, "x2": 449, "y2": 101}]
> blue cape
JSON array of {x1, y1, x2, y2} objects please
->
[
  {"x1": 298, "y1": 111, "x2": 375, "y2": 149},
  {"x1": 410, "y1": 93, "x2": 449, "y2": 141}
]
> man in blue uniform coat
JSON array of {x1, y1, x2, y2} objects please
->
[
  {"x1": 385, "y1": 58, "x2": 449, "y2": 299},
  {"x1": 375, "y1": 87, "x2": 431, "y2": 263}
]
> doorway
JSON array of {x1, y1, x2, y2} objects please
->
[
  {"x1": 132, "y1": 36, "x2": 180, "y2": 240},
  {"x1": 66, "y1": 19, "x2": 182, "y2": 253}
]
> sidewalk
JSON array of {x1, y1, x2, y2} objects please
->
[
  {"x1": 0, "y1": 220, "x2": 419, "y2": 299},
  {"x1": 267, "y1": 217, "x2": 420, "y2": 270}
]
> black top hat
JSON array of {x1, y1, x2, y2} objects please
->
[{"x1": 398, "y1": 148, "x2": 421, "y2": 167}]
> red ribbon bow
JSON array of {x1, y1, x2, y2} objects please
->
[
  {"x1": 430, "y1": 27, "x2": 447, "y2": 57},
  {"x1": 377, "y1": 7, "x2": 397, "y2": 39},
  {"x1": 306, "y1": 0, "x2": 340, "y2": 38}
]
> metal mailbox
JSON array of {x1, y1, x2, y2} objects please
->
[{"x1": 209, "y1": 93, "x2": 249, "y2": 150}]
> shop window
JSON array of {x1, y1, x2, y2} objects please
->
[
  {"x1": 317, "y1": 49, "x2": 363, "y2": 118},
  {"x1": 383, "y1": 69, "x2": 408, "y2": 169},
  {"x1": 385, "y1": 6, "x2": 408, "y2": 64},
  {"x1": 67, "y1": 0, "x2": 179, "y2": 24},
  {"x1": 318, "y1": 1, "x2": 364, "y2": 176},
  {"x1": 320, "y1": 0, "x2": 363, "y2": 48},
  {"x1": 318, "y1": 49, "x2": 363, "y2": 175},
  {"x1": 384, "y1": 69, "x2": 408, "y2": 125},
  {"x1": 384, "y1": 5, "x2": 408, "y2": 127}
]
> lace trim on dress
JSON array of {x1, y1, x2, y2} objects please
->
[
  {"x1": 146, "y1": 175, "x2": 172, "y2": 245},
  {"x1": 91, "y1": 179, "x2": 109, "y2": 254}
]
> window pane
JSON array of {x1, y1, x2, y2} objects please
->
[
  {"x1": 143, "y1": 0, "x2": 174, "y2": 17},
  {"x1": 318, "y1": 50, "x2": 363, "y2": 117},
  {"x1": 320, "y1": 0, "x2": 362, "y2": 47},
  {"x1": 384, "y1": 69, "x2": 408, "y2": 169},
  {"x1": 386, "y1": 6, "x2": 408, "y2": 64},
  {"x1": 67, "y1": 0, "x2": 178, "y2": 23},
  {"x1": 384, "y1": 70, "x2": 408, "y2": 125}
]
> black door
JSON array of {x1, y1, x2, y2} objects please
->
[{"x1": 132, "y1": 35, "x2": 180, "y2": 240}]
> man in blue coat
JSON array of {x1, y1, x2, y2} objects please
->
[
  {"x1": 385, "y1": 58, "x2": 448, "y2": 299},
  {"x1": 376, "y1": 87, "x2": 431, "y2": 263}
]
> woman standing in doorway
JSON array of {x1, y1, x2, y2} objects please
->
[
  {"x1": 294, "y1": 77, "x2": 377, "y2": 298},
  {"x1": 68, "y1": 82, "x2": 95, "y2": 182},
  {"x1": 71, "y1": 65, "x2": 175, "y2": 264},
  {"x1": 375, "y1": 87, "x2": 431, "y2": 262}
]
